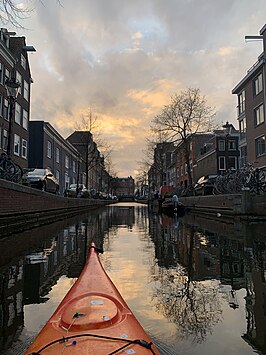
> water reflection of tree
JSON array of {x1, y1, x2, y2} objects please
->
[{"x1": 152, "y1": 231, "x2": 222, "y2": 343}]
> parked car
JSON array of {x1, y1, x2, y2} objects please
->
[
  {"x1": 65, "y1": 184, "x2": 90, "y2": 198},
  {"x1": 194, "y1": 175, "x2": 218, "y2": 196},
  {"x1": 22, "y1": 168, "x2": 59, "y2": 194}
]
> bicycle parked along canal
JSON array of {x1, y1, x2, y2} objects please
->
[
  {"x1": 0, "y1": 152, "x2": 23, "y2": 183},
  {"x1": 213, "y1": 163, "x2": 266, "y2": 195}
]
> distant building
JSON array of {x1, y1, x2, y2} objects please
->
[
  {"x1": 0, "y1": 28, "x2": 35, "y2": 168},
  {"x1": 111, "y1": 176, "x2": 134, "y2": 197},
  {"x1": 232, "y1": 24, "x2": 266, "y2": 168}
]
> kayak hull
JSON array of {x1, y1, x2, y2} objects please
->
[{"x1": 26, "y1": 244, "x2": 159, "y2": 354}]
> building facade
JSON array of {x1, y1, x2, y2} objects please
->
[
  {"x1": 195, "y1": 123, "x2": 240, "y2": 180},
  {"x1": 0, "y1": 28, "x2": 35, "y2": 168},
  {"x1": 29, "y1": 121, "x2": 82, "y2": 194},
  {"x1": 232, "y1": 24, "x2": 266, "y2": 169}
]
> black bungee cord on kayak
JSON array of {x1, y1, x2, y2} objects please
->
[{"x1": 28, "y1": 333, "x2": 157, "y2": 355}]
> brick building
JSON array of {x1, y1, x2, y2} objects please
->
[
  {"x1": 0, "y1": 28, "x2": 35, "y2": 168},
  {"x1": 232, "y1": 24, "x2": 266, "y2": 168},
  {"x1": 29, "y1": 121, "x2": 81, "y2": 194},
  {"x1": 195, "y1": 122, "x2": 240, "y2": 180}
]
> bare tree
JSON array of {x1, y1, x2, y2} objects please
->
[
  {"x1": 151, "y1": 88, "x2": 216, "y2": 187},
  {"x1": 75, "y1": 108, "x2": 116, "y2": 188},
  {"x1": 0, "y1": 0, "x2": 62, "y2": 28}
]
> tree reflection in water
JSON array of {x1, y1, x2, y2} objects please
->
[{"x1": 151, "y1": 229, "x2": 223, "y2": 343}]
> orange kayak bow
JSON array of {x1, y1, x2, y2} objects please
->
[{"x1": 26, "y1": 243, "x2": 159, "y2": 354}]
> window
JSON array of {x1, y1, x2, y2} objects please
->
[
  {"x1": 65, "y1": 173, "x2": 69, "y2": 189},
  {"x1": 240, "y1": 146, "x2": 247, "y2": 168},
  {"x1": 228, "y1": 140, "x2": 236, "y2": 150},
  {"x1": 3, "y1": 99, "x2": 8, "y2": 120},
  {"x1": 16, "y1": 71, "x2": 22, "y2": 95},
  {"x1": 23, "y1": 80, "x2": 29, "y2": 101},
  {"x1": 254, "y1": 104, "x2": 264, "y2": 126},
  {"x1": 184, "y1": 163, "x2": 187, "y2": 175},
  {"x1": 65, "y1": 155, "x2": 69, "y2": 168},
  {"x1": 73, "y1": 160, "x2": 76, "y2": 173},
  {"x1": 14, "y1": 134, "x2": 20, "y2": 156},
  {"x1": 239, "y1": 116, "x2": 246, "y2": 140},
  {"x1": 254, "y1": 73, "x2": 263, "y2": 95},
  {"x1": 15, "y1": 103, "x2": 21, "y2": 124},
  {"x1": 218, "y1": 140, "x2": 225, "y2": 151},
  {"x1": 21, "y1": 54, "x2": 26, "y2": 70},
  {"x1": 4, "y1": 68, "x2": 10, "y2": 83},
  {"x1": 47, "y1": 141, "x2": 52, "y2": 158},
  {"x1": 219, "y1": 156, "x2": 226, "y2": 170},
  {"x1": 56, "y1": 170, "x2": 60, "y2": 183},
  {"x1": 180, "y1": 166, "x2": 183, "y2": 176},
  {"x1": 228, "y1": 156, "x2": 237, "y2": 170},
  {"x1": 0, "y1": 95, "x2": 2, "y2": 117},
  {"x1": 238, "y1": 90, "x2": 245, "y2": 115},
  {"x1": 2, "y1": 129, "x2": 7, "y2": 150},
  {"x1": 0, "y1": 63, "x2": 3, "y2": 85},
  {"x1": 56, "y1": 147, "x2": 60, "y2": 163},
  {"x1": 21, "y1": 139, "x2": 27, "y2": 159},
  {"x1": 22, "y1": 109, "x2": 28, "y2": 130},
  {"x1": 255, "y1": 136, "x2": 265, "y2": 157}
]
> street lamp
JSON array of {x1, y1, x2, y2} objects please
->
[{"x1": 5, "y1": 77, "x2": 20, "y2": 157}]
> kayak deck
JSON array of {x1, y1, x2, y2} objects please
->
[{"x1": 25, "y1": 244, "x2": 159, "y2": 354}]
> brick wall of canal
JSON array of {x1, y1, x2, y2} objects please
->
[
  {"x1": 1, "y1": 178, "x2": 266, "y2": 237},
  {"x1": 0, "y1": 179, "x2": 113, "y2": 237}
]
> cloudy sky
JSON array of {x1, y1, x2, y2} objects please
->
[{"x1": 15, "y1": 0, "x2": 266, "y2": 177}]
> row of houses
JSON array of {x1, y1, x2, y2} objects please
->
[
  {"x1": 148, "y1": 24, "x2": 266, "y2": 192},
  {"x1": 0, "y1": 27, "x2": 128, "y2": 196},
  {"x1": 0, "y1": 27, "x2": 137, "y2": 196}
]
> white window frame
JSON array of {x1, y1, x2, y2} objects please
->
[
  {"x1": 255, "y1": 135, "x2": 265, "y2": 157},
  {"x1": 22, "y1": 109, "x2": 28, "y2": 130},
  {"x1": 228, "y1": 156, "x2": 237, "y2": 170},
  {"x1": 228, "y1": 140, "x2": 236, "y2": 150},
  {"x1": 254, "y1": 73, "x2": 263, "y2": 95},
  {"x1": 21, "y1": 139, "x2": 27, "y2": 159},
  {"x1": 14, "y1": 134, "x2": 20, "y2": 156},
  {"x1": 238, "y1": 90, "x2": 245, "y2": 114},
  {"x1": 218, "y1": 140, "x2": 225, "y2": 151},
  {"x1": 56, "y1": 147, "x2": 60, "y2": 163},
  {"x1": 219, "y1": 156, "x2": 226, "y2": 170},
  {"x1": 4, "y1": 99, "x2": 8, "y2": 120},
  {"x1": 65, "y1": 155, "x2": 69, "y2": 169},
  {"x1": 47, "y1": 141, "x2": 52, "y2": 158},
  {"x1": 56, "y1": 170, "x2": 60, "y2": 183},
  {"x1": 73, "y1": 160, "x2": 76, "y2": 173},
  {"x1": 2, "y1": 129, "x2": 7, "y2": 150},
  {"x1": 0, "y1": 63, "x2": 3, "y2": 85},
  {"x1": 254, "y1": 104, "x2": 264, "y2": 126},
  {"x1": 21, "y1": 54, "x2": 26, "y2": 70},
  {"x1": 15, "y1": 102, "x2": 21, "y2": 125},
  {"x1": 16, "y1": 71, "x2": 22, "y2": 95},
  {"x1": 0, "y1": 94, "x2": 2, "y2": 117},
  {"x1": 23, "y1": 80, "x2": 29, "y2": 101},
  {"x1": 5, "y1": 68, "x2": 10, "y2": 83}
]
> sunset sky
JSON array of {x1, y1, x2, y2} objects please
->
[{"x1": 15, "y1": 0, "x2": 266, "y2": 177}]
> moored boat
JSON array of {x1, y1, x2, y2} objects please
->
[{"x1": 25, "y1": 243, "x2": 159, "y2": 355}]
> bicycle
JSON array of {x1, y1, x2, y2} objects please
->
[{"x1": 0, "y1": 152, "x2": 23, "y2": 183}]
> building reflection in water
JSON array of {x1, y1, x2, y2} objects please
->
[
  {"x1": 150, "y1": 211, "x2": 266, "y2": 352},
  {"x1": 0, "y1": 205, "x2": 265, "y2": 354}
]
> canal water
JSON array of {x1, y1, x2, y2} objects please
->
[{"x1": 0, "y1": 202, "x2": 265, "y2": 355}]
